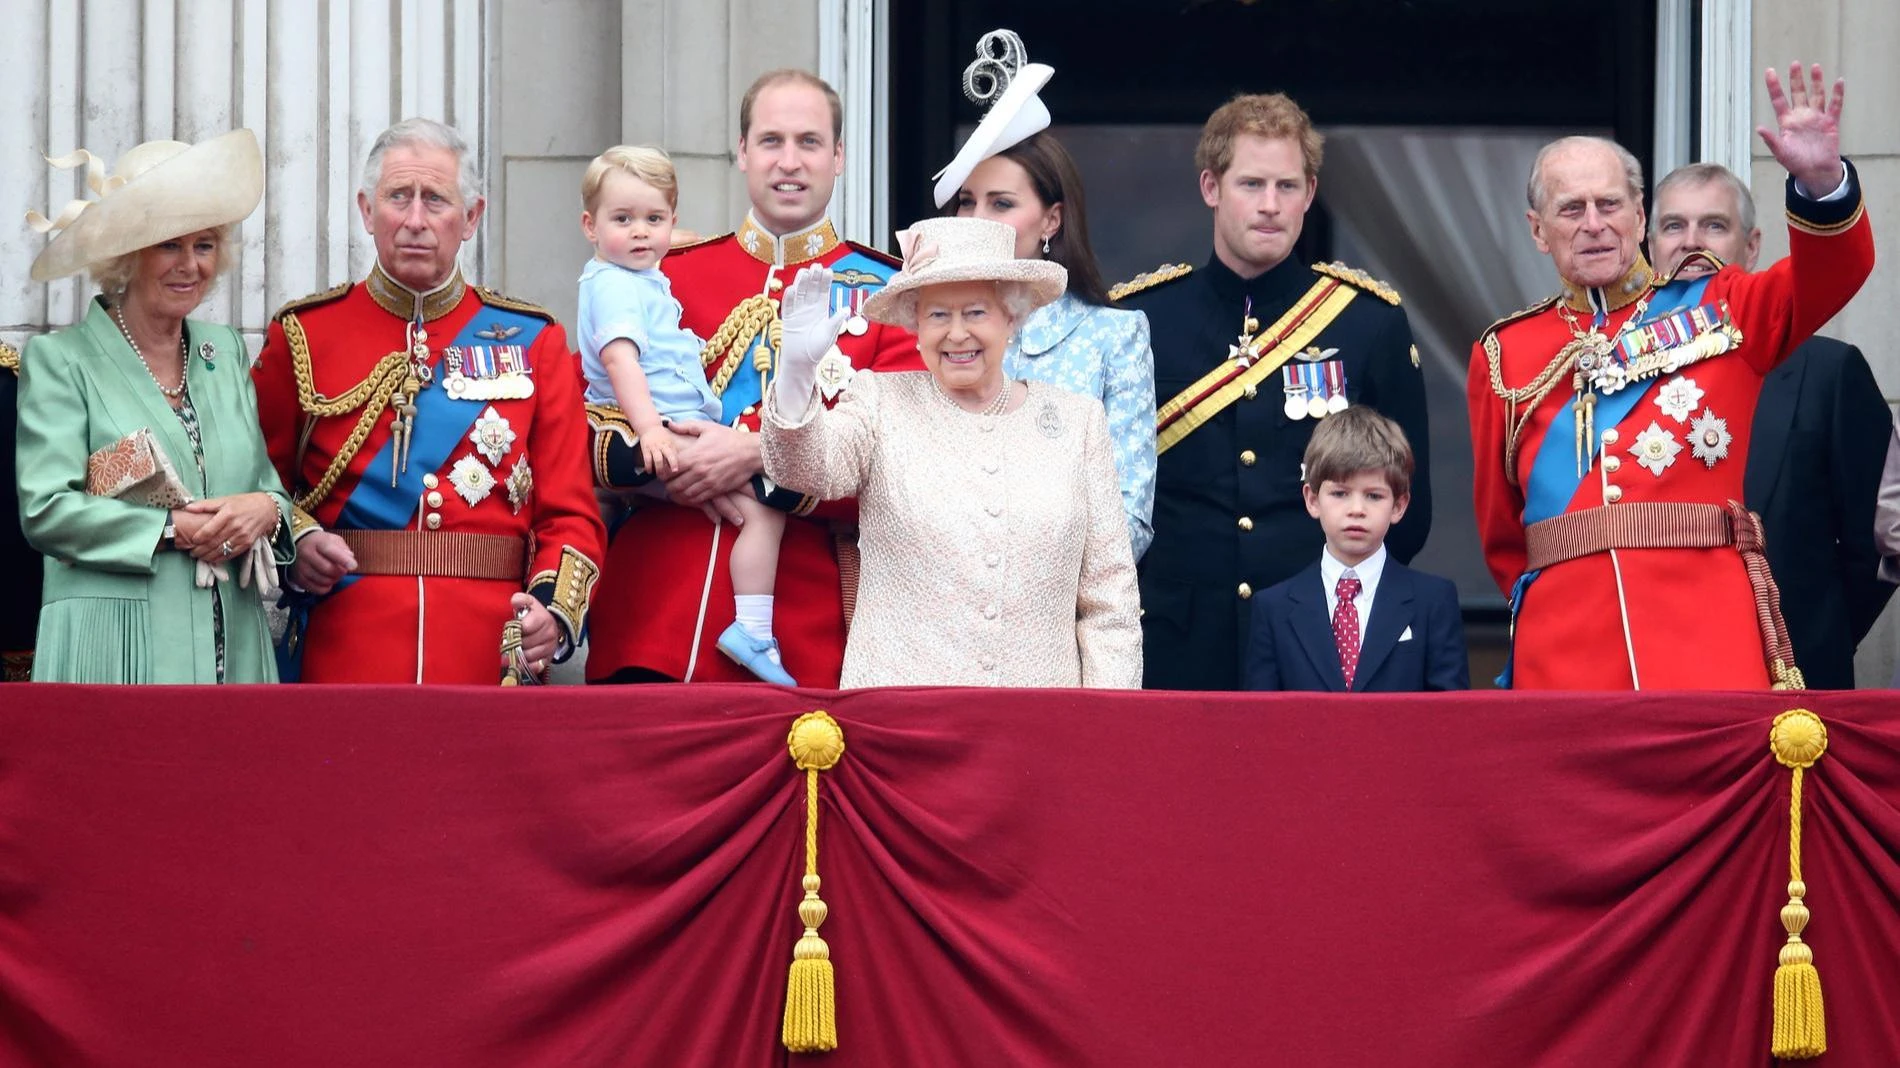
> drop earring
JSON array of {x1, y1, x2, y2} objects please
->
[{"x1": 1041, "y1": 235, "x2": 1052, "y2": 256}]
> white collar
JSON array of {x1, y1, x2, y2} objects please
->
[{"x1": 1320, "y1": 543, "x2": 1388, "y2": 603}]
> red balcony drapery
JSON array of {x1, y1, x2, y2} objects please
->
[{"x1": 0, "y1": 685, "x2": 1895, "y2": 1066}]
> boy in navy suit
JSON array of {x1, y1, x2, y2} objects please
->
[{"x1": 1243, "y1": 406, "x2": 1468, "y2": 692}]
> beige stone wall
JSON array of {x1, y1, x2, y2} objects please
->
[
  {"x1": 1750, "y1": 0, "x2": 1900, "y2": 685},
  {"x1": 487, "y1": 0, "x2": 822, "y2": 334}
]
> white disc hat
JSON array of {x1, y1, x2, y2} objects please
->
[{"x1": 931, "y1": 30, "x2": 1055, "y2": 209}]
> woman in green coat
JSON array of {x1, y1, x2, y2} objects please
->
[{"x1": 18, "y1": 129, "x2": 293, "y2": 683}]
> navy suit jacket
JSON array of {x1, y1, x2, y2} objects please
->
[
  {"x1": 1746, "y1": 335, "x2": 1896, "y2": 689},
  {"x1": 1243, "y1": 559, "x2": 1469, "y2": 692}
]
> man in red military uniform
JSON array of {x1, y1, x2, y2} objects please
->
[
  {"x1": 586, "y1": 70, "x2": 918, "y2": 685},
  {"x1": 1469, "y1": 64, "x2": 1873, "y2": 690},
  {"x1": 255, "y1": 118, "x2": 605, "y2": 684}
]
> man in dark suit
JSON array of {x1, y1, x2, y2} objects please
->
[
  {"x1": 1243, "y1": 407, "x2": 1466, "y2": 692},
  {"x1": 0, "y1": 341, "x2": 38, "y2": 681},
  {"x1": 1651, "y1": 162, "x2": 1894, "y2": 688},
  {"x1": 1117, "y1": 92, "x2": 1432, "y2": 692}
]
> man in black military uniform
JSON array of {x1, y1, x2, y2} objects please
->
[
  {"x1": 1117, "y1": 92, "x2": 1432, "y2": 691},
  {"x1": 0, "y1": 341, "x2": 39, "y2": 681}
]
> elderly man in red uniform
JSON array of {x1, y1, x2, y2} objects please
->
[
  {"x1": 1469, "y1": 63, "x2": 1873, "y2": 690},
  {"x1": 255, "y1": 118, "x2": 605, "y2": 684},
  {"x1": 586, "y1": 70, "x2": 918, "y2": 685}
]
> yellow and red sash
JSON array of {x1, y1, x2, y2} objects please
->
[{"x1": 1155, "y1": 277, "x2": 1358, "y2": 455}]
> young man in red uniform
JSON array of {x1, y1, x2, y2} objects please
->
[
  {"x1": 1469, "y1": 64, "x2": 1874, "y2": 690},
  {"x1": 255, "y1": 118, "x2": 605, "y2": 684},
  {"x1": 586, "y1": 70, "x2": 919, "y2": 685}
]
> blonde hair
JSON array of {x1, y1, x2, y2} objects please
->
[
  {"x1": 89, "y1": 224, "x2": 237, "y2": 296},
  {"x1": 1303, "y1": 405, "x2": 1414, "y2": 498},
  {"x1": 581, "y1": 145, "x2": 678, "y2": 213},
  {"x1": 1195, "y1": 93, "x2": 1325, "y2": 182}
]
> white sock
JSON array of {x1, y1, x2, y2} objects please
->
[{"x1": 735, "y1": 595, "x2": 775, "y2": 643}]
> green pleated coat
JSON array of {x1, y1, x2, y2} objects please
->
[{"x1": 16, "y1": 298, "x2": 293, "y2": 683}]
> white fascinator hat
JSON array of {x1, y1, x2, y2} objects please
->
[{"x1": 930, "y1": 30, "x2": 1054, "y2": 209}]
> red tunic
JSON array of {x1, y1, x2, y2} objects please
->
[
  {"x1": 1469, "y1": 171, "x2": 1874, "y2": 689},
  {"x1": 585, "y1": 215, "x2": 921, "y2": 684},
  {"x1": 254, "y1": 267, "x2": 606, "y2": 684}
]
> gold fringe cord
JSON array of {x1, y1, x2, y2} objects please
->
[
  {"x1": 1769, "y1": 708, "x2": 1828, "y2": 1059},
  {"x1": 783, "y1": 710, "x2": 845, "y2": 1053}
]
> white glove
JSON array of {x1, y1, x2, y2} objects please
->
[
  {"x1": 771, "y1": 265, "x2": 850, "y2": 413},
  {"x1": 194, "y1": 559, "x2": 227, "y2": 589},
  {"x1": 240, "y1": 539, "x2": 281, "y2": 599}
]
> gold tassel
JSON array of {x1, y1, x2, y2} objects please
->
[
  {"x1": 782, "y1": 710, "x2": 846, "y2": 1053},
  {"x1": 1768, "y1": 709, "x2": 1828, "y2": 1059}
]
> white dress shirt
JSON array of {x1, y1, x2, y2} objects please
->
[{"x1": 1320, "y1": 543, "x2": 1389, "y2": 625}]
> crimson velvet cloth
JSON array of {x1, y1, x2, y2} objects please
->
[{"x1": 0, "y1": 686, "x2": 1897, "y2": 1067}]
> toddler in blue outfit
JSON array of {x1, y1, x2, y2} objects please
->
[{"x1": 578, "y1": 145, "x2": 793, "y2": 685}]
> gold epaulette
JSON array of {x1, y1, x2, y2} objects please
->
[
  {"x1": 1478, "y1": 294, "x2": 1562, "y2": 349},
  {"x1": 0, "y1": 341, "x2": 18, "y2": 374},
  {"x1": 843, "y1": 240, "x2": 902, "y2": 268},
  {"x1": 272, "y1": 282, "x2": 351, "y2": 322},
  {"x1": 474, "y1": 286, "x2": 554, "y2": 322},
  {"x1": 669, "y1": 231, "x2": 732, "y2": 255},
  {"x1": 1108, "y1": 263, "x2": 1192, "y2": 302},
  {"x1": 1313, "y1": 262, "x2": 1401, "y2": 305}
]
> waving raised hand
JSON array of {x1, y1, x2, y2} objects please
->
[{"x1": 1758, "y1": 62, "x2": 1846, "y2": 195}]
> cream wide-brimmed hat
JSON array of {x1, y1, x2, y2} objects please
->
[
  {"x1": 26, "y1": 128, "x2": 264, "y2": 282},
  {"x1": 861, "y1": 216, "x2": 1066, "y2": 328},
  {"x1": 931, "y1": 30, "x2": 1053, "y2": 209}
]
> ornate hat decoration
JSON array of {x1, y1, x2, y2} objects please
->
[
  {"x1": 930, "y1": 30, "x2": 1055, "y2": 208},
  {"x1": 860, "y1": 216, "x2": 1066, "y2": 327},
  {"x1": 25, "y1": 128, "x2": 263, "y2": 282}
]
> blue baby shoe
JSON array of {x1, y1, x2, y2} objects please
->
[{"x1": 716, "y1": 621, "x2": 798, "y2": 687}]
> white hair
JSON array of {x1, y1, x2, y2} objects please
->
[
  {"x1": 1527, "y1": 135, "x2": 1644, "y2": 213},
  {"x1": 360, "y1": 118, "x2": 481, "y2": 205},
  {"x1": 889, "y1": 279, "x2": 1035, "y2": 330}
]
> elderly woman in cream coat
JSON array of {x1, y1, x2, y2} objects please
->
[{"x1": 761, "y1": 216, "x2": 1141, "y2": 688}]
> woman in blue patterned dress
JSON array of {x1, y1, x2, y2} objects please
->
[{"x1": 941, "y1": 102, "x2": 1157, "y2": 558}]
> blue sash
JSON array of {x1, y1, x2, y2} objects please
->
[
  {"x1": 1496, "y1": 277, "x2": 1710, "y2": 687},
  {"x1": 718, "y1": 249, "x2": 894, "y2": 421},
  {"x1": 336, "y1": 305, "x2": 544, "y2": 531},
  {"x1": 276, "y1": 303, "x2": 545, "y2": 676}
]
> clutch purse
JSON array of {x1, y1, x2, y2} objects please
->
[{"x1": 85, "y1": 428, "x2": 194, "y2": 508}]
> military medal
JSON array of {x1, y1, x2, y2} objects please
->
[
  {"x1": 844, "y1": 288, "x2": 869, "y2": 336},
  {"x1": 1282, "y1": 362, "x2": 1309, "y2": 420},
  {"x1": 446, "y1": 343, "x2": 535, "y2": 401},
  {"x1": 1306, "y1": 392, "x2": 1329, "y2": 421},
  {"x1": 814, "y1": 345, "x2": 855, "y2": 401},
  {"x1": 1629, "y1": 421, "x2": 1682, "y2": 477},
  {"x1": 1653, "y1": 375, "x2": 1704, "y2": 424},
  {"x1": 1229, "y1": 299, "x2": 1258, "y2": 364},
  {"x1": 1688, "y1": 408, "x2": 1731, "y2": 468},
  {"x1": 448, "y1": 454, "x2": 496, "y2": 506},
  {"x1": 506, "y1": 456, "x2": 534, "y2": 514},
  {"x1": 1323, "y1": 361, "x2": 1349, "y2": 414},
  {"x1": 469, "y1": 407, "x2": 516, "y2": 466}
]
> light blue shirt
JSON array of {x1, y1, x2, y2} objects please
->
[
  {"x1": 576, "y1": 257, "x2": 721, "y2": 422},
  {"x1": 1005, "y1": 292, "x2": 1157, "y2": 559}
]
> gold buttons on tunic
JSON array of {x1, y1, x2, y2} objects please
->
[
  {"x1": 1242, "y1": 385, "x2": 1258, "y2": 400},
  {"x1": 1239, "y1": 450, "x2": 1256, "y2": 467},
  {"x1": 1605, "y1": 485, "x2": 1624, "y2": 504},
  {"x1": 425, "y1": 513, "x2": 442, "y2": 530},
  {"x1": 768, "y1": 277, "x2": 785, "y2": 292},
  {"x1": 425, "y1": 491, "x2": 444, "y2": 508},
  {"x1": 422, "y1": 473, "x2": 439, "y2": 489},
  {"x1": 1237, "y1": 516, "x2": 1254, "y2": 532},
  {"x1": 1602, "y1": 456, "x2": 1621, "y2": 474},
  {"x1": 1600, "y1": 428, "x2": 1619, "y2": 446},
  {"x1": 1238, "y1": 582, "x2": 1253, "y2": 600}
]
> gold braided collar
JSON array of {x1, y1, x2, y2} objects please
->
[
  {"x1": 736, "y1": 213, "x2": 841, "y2": 267},
  {"x1": 1559, "y1": 254, "x2": 1656, "y2": 314},
  {"x1": 366, "y1": 262, "x2": 466, "y2": 321}
]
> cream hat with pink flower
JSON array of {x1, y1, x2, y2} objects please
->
[{"x1": 861, "y1": 216, "x2": 1066, "y2": 328}]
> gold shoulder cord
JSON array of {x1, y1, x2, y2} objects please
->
[
  {"x1": 701, "y1": 295, "x2": 783, "y2": 398},
  {"x1": 284, "y1": 311, "x2": 413, "y2": 512},
  {"x1": 1482, "y1": 297, "x2": 1568, "y2": 483}
]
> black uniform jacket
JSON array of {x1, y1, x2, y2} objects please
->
[
  {"x1": 1745, "y1": 334, "x2": 1895, "y2": 689},
  {"x1": 1121, "y1": 252, "x2": 1432, "y2": 691}
]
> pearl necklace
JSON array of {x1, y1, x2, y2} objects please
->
[
  {"x1": 112, "y1": 302, "x2": 188, "y2": 400},
  {"x1": 931, "y1": 373, "x2": 1013, "y2": 416}
]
